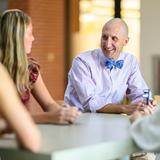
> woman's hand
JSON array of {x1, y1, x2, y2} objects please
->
[{"x1": 47, "y1": 106, "x2": 81, "y2": 124}]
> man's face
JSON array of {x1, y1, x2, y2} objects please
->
[{"x1": 101, "y1": 23, "x2": 128, "y2": 60}]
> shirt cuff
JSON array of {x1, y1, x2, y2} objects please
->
[{"x1": 88, "y1": 96, "x2": 112, "y2": 113}]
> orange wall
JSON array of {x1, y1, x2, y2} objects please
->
[{"x1": 9, "y1": 0, "x2": 66, "y2": 100}]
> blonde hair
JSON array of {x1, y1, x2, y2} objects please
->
[{"x1": 0, "y1": 9, "x2": 31, "y2": 96}]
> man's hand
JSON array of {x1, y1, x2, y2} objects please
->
[
  {"x1": 129, "y1": 100, "x2": 157, "y2": 123},
  {"x1": 122, "y1": 100, "x2": 157, "y2": 115}
]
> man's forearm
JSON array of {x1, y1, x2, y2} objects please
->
[
  {"x1": 96, "y1": 104, "x2": 132, "y2": 114},
  {"x1": 96, "y1": 104, "x2": 123, "y2": 113}
]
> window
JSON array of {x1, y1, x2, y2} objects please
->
[
  {"x1": 121, "y1": 0, "x2": 140, "y2": 60},
  {"x1": 71, "y1": 0, "x2": 140, "y2": 61}
]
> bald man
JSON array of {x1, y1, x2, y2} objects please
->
[{"x1": 64, "y1": 18, "x2": 149, "y2": 114}]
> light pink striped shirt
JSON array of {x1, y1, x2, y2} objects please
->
[{"x1": 64, "y1": 48, "x2": 149, "y2": 112}]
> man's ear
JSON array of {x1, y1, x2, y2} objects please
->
[{"x1": 124, "y1": 37, "x2": 129, "y2": 46}]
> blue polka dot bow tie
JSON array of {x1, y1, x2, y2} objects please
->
[{"x1": 104, "y1": 59, "x2": 124, "y2": 70}]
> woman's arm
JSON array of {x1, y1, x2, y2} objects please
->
[
  {"x1": 30, "y1": 73, "x2": 81, "y2": 124},
  {"x1": 0, "y1": 64, "x2": 41, "y2": 152}
]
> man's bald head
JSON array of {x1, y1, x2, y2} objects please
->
[{"x1": 102, "y1": 18, "x2": 128, "y2": 38}]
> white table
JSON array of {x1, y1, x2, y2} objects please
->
[{"x1": 0, "y1": 113, "x2": 139, "y2": 160}]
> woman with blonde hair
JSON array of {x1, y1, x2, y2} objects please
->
[
  {"x1": 0, "y1": 9, "x2": 80, "y2": 124},
  {"x1": 0, "y1": 63, "x2": 41, "y2": 152}
]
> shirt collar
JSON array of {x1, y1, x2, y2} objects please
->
[{"x1": 99, "y1": 49, "x2": 125, "y2": 67}]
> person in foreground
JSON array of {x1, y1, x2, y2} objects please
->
[
  {"x1": 0, "y1": 9, "x2": 81, "y2": 124},
  {"x1": 0, "y1": 63, "x2": 41, "y2": 152},
  {"x1": 65, "y1": 18, "x2": 154, "y2": 114},
  {"x1": 130, "y1": 105, "x2": 160, "y2": 152}
]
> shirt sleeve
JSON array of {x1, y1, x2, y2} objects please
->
[
  {"x1": 126, "y1": 56, "x2": 149, "y2": 103},
  {"x1": 130, "y1": 107, "x2": 160, "y2": 152},
  {"x1": 68, "y1": 57, "x2": 112, "y2": 112}
]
